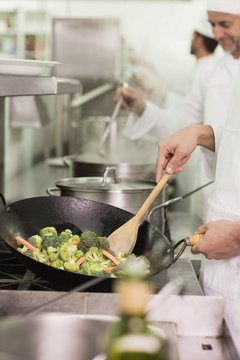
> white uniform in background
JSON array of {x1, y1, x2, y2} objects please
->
[
  {"x1": 200, "y1": 62, "x2": 240, "y2": 353},
  {"x1": 123, "y1": 53, "x2": 239, "y2": 142}
]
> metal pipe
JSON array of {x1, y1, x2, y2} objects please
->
[{"x1": 70, "y1": 82, "x2": 115, "y2": 108}]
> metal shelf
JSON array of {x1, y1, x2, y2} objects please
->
[{"x1": 0, "y1": 75, "x2": 81, "y2": 97}]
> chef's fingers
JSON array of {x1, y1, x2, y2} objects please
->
[{"x1": 156, "y1": 150, "x2": 184, "y2": 182}]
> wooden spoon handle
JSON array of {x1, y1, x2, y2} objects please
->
[
  {"x1": 135, "y1": 173, "x2": 172, "y2": 222},
  {"x1": 187, "y1": 233, "x2": 204, "y2": 246}
]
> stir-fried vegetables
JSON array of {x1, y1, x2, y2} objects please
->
[{"x1": 16, "y1": 227, "x2": 150, "y2": 278}]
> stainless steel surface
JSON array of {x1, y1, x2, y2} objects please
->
[
  {"x1": 71, "y1": 83, "x2": 115, "y2": 108},
  {"x1": 0, "y1": 296, "x2": 238, "y2": 360},
  {"x1": 0, "y1": 75, "x2": 81, "y2": 195},
  {"x1": 64, "y1": 153, "x2": 156, "y2": 180},
  {"x1": 0, "y1": 75, "x2": 81, "y2": 97},
  {"x1": 52, "y1": 18, "x2": 121, "y2": 81}
]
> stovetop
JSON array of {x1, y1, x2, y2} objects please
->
[{"x1": 0, "y1": 246, "x2": 53, "y2": 291}]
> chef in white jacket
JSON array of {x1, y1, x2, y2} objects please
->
[{"x1": 155, "y1": 1, "x2": 240, "y2": 351}]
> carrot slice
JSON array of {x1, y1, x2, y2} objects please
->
[
  {"x1": 76, "y1": 256, "x2": 85, "y2": 266},
  {"x1": 100, "y1": 248, "x2": 119, "y2": 266},
  {"x1": 69, "y1": 240, "x2": 80, "y2": 245},
  {"x1": 16, "y1": 236, "x2": 37, "y2": 252},
  {"x1": 103, "y1": 265, "x2": 116, "y2": 272}
]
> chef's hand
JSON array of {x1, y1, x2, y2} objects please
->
[
  {"x1": 115, "y1": 85, "x2": 146, "y2": 116},
  {"x1": 156, "y1": 125, "x2": 199, "y2": 182},
  {"x1": 192, "y1": 220, "x2": 240, "y2": 260},
  {"x1": 156, "y1": 124, "x2": 215, "y2": 182}
]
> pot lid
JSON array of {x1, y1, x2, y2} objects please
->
[{"x1": 56, "y1": 176, "x2": 155, "y2": 193}]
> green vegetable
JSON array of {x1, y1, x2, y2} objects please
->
[
  {"x1": 40, "y1": 227, "x2": 57, "y2": 237},
  {"x1": 80, "y1": 261, "x2": 106, "y2": 276},
  {"x1": 32, "y1": 250, "x2": 49, "y2": 265},
  {"x1": 98, "y1": 236, "x2": 110, "y2": 250},
  {"x1": 16, "y1": 227, "x2": 150, "y2": 279},
  {"x1": 51, "y1": 258, "x2": 64, "y2": 269},
  {"x1": 78, "y1": 231, "x2": 99, "y2": 253},
  {"x1": 47, "y1": 246, "x2": 59, "y2": 261},
  {"x1": 64, "y1": 260, "x2": 79, "y2": 272},
  {"x1": 28, "y1": 235, "x2": 42, "y2": 249}
]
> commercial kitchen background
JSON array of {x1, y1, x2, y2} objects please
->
[{"x1": 0, "y1": 0, "x2": 215, "y2": 237}]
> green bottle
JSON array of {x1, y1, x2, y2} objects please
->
[{"x1": 105, "y1": 277, "x2": 166, "y2": 360}]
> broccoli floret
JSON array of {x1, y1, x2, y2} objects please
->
[
  {"x1": 57, "y1": 229, "x2": 73, "y2": 244},
  {"x1": 47, "y1": 246, "x2": 59, "y2": 261},
  {"x1": 84, "y1": 247, "x2": 104, "y2": 262},
  {"x1": 28, "y1": 235, "x2": 42, "y2": 249},
  {"x1": 73, "y1": 249, "x2": 84, "y2": 261},
  {"x1": 136, "y1": 255, "x2": 151, "y2": 272},
  {"x1": 112, "y1": 254, "x2": 150, "y2": 278},
  {"x1": 79, "y1": 261, "x2": 106, "y2": 276},
  {"x1": 98, "y1": 236, "x2": 110, "y2": 250},
  {"x1": 59, "y1": 243, "x2": 78, "y2": 262},
  {"x1": 51, "y1": 258, "x2": 64, "y2": 269},
  {"x1": 77, "y1": 231, "x2": 99, "y2": 253},
  {"x1": 41, "y1": 235, "x2": 59, "y2": 249},
  {"x1": 39, "y1": 227, "x2": 57, "y2": 237},
  {"x1": 64, "y1": 260, "x2": 79, "y2": 273},
  {"x1": 32, "y1": 250, "x2": 49, "y2": 265}
]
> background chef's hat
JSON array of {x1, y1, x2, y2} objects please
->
[
  {"x1": 195, "y1": 12, "x2": 214, "y2": 38},
  {"x1": 207, "y1": 0, "x2": 240, "y2": 15}
]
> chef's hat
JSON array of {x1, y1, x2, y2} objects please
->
[
  {"x1": 195, "y1": 13, "x2": 214, "y2": 38},
  {"x1": 207, "y1": 0, "x2": 240, "y2": 15}
]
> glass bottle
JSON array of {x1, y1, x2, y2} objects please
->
[{"x1": 105, "y1": 276, "x2": 166, "y2": 360}]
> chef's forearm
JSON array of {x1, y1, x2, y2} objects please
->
[{"x1": 196, "y1": 124, "x2": 215, "y2": 151}]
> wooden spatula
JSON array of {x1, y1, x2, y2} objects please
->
[{"x1": 107, "y1": 173, "x2": 172, "y2": 254}]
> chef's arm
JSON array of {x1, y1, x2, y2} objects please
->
[
  {"x1": 115, "y1": 85, "x2": 146, "y2": 116},
  {"x1": 192, "y1": 219, "x2": 240, "y2": 259},
  {"x1": 156, "y1": 124, "x2": 214, "y2": 182}
]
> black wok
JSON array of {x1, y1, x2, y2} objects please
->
[{"x1": 0, "y1": 196, "x2": 183, "y2": 292}]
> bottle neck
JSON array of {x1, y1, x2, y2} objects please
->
[{"x1": 115, "y1": 279, "x2": 151, "y2": 316}]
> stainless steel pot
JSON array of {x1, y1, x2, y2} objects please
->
[
  {"x1": 47, "y1": 166, "x2": 168, "y2": 230},
  {"x1": 63, "y1": 154, "x2": 156, "y2": 180}
]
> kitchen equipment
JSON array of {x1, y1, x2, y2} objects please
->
[
  {"x1": 98, "y1": 97, "x2": 122, "y2": 156},
  {"x1": 47, "y1": 166, "x2": 168, "y2": 229},
  {"x1": 0, "y1": 195, "x2": 194, "y2": 292},
  {"x1": 63, "y1": 154, "x2": 156, "y2": 180},
  {"x1": 107, "y1": 173, "x2": 171, "y2": 254}
]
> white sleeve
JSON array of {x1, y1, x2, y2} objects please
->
[
  {"x1": 200, "y1": 125, "x2": 223, "y2": 179},
  {"x1": 122, "y1": 66, "x2": 207, "y2": 142}
]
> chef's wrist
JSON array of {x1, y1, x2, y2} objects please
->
[
  {"x1": 131, "y1": 99, "x2": 146, "y2": 117},
  {"x1": 196, "y1": 124, "x2": 215, "y2": 151}
]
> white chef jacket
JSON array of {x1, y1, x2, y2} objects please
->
[
  {"x1": 123, "y1": 53, "x2": 239, "y2": 143},
  {"x1": 199, "y1": 62, "x2": 240, "y2": 354}
]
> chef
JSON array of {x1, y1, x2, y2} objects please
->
[{"x1": 155, "y1": 0, "x2": 240, "y2": 352}]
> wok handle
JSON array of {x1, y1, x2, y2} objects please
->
[
  {"x1": 170, "y1": 233, "x2": 204, "y2": 266},
  {"x1": 46, "y1": 187, "x2": 60, "y2": 196}
]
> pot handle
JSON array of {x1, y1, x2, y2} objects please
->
[
  {"x1": 147, "y1": 196, "x2": 182, "y2": 222},
  {"x1": 46, "y1": 187, "x2": 60, "y2": 196},
  {"x1": 62, "y1": 155, "x2": 76, "y2": 167},
  {"x1": 101, "y1": 166, "x2": 119, "y2": 186}
]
